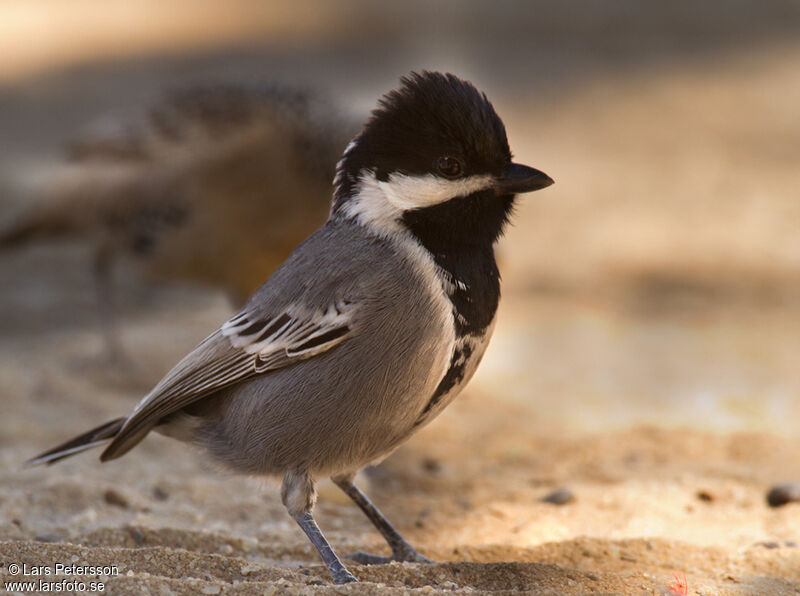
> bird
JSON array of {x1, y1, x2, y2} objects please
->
[
  {"x1": 28, "y1": 71, "x2": 554, "y2": 584},
  {"x1": 0, "y1": 82, "x2": 354, "y2": 359}
]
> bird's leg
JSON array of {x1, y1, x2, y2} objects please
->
[
  {"x1": 332, "y1": 473, "x2": 433, "y2": 565},
  {"x1": 283, "y1": 469, "x2": 357, "y2": 584}
]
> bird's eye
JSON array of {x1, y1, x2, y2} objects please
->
[{"x1": 437, "y1": 156, "x2": 463, "y2": 178}]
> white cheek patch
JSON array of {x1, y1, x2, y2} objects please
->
[
  {"x1": 342, "y1": 171, "x2": 493, "y2": 235},
  {"x1": 380, "y1": 172, "x2": 494, "y2": 210}
]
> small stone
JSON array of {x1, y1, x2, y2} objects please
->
[
  {"x1": 33, "y1": 533, "x2": 60, "y2": 543},
  {"x1": 201, "y1": 585, "x2": 221, "y2": 595},
  {"x1": 766, "y1": 483, "x2": 800, "y2": 507},
  {"x1": 240, "y1": 537, "x2": 258, "y2": 552},
  {"x1": 421, "y1": 458, "x2": 443, "y2": 474},
  {"x1": 128, "y1": 526, "x2": 145, "y2": 545},
  {"x1": 541, "y1": 487, "x2": 575, "y2": 505},
  {"x1": 103, "y1": 488, "x2": 130, "y2": 509},
  {"x1": 240, "y1": 563, "x2": 261, "y2": 576},
  {"x1": 696, "y1": 490, "x2": 714, "y2": 502}
]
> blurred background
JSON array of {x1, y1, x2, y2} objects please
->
[
  {"x1": 2, "y1": 0, "x2": 798, "y2": 435},
  {"x1": 2, "y1": 2, "x2": 800, "y2": 592}
]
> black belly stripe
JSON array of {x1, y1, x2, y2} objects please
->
[
  {"x1": 413, "y1": 348, "x2": 466, "y2": 428},
  {"x1": 423, "y1": 340, "x2": 473, "y2": 411},
  {"x1": 401, "y1": 190, "x2": 510, "y2": 428},
  {"x1": 408, "y1": 256, "x2": 499, "y2": 427}
]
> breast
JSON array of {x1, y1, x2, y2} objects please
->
[
  {"x1": 408, "y1": 245, "x2": 502, "y2": 430},
  {"x1": 412, "y1": 315, "x2": 497, "y2": 429}
]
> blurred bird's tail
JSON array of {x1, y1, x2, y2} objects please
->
[
  {"x1": 26, "y1": 418, "x2": 126, "y2": 466},
  {"x1": 0, "y1": 164, "x2": 104, "y2": 252},
  {"x1": 0, "y1": 216, "x2": 45, "y2": 250},
  {"x1": 0, "y1": 205, "x2": 73, "y2": 251}
]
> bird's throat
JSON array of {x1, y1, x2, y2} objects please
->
[{"x1": 401, "y1": 191, "x2": 510, "y2": 336}]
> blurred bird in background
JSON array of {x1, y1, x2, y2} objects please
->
[{"x1": 0, "y1": 83, "x2": 355, "y2": 359}]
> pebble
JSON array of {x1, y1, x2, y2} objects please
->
[
  {"x1": 421, "y1": 457, "x2": 443, "y2": 474},
  {"x1": 103, "y1": 488, "x2": 130, "y2": 509},
  {"x1": 541, "y1": 487, "x2": 575, "y2": 505},
  {"x1": 755, "y1": 540, "x2": 798, "y2": 549},
  {"x1": 33, "y1": 533, "x2": 60, "y2": 543},
  {"x1": 240, "y1": 537, "x2": 258, "y2": 552},
  {"x1": 240, "y1": 563, "x2": 261, "y2": 575},
  {"x1": 128, "y1": 526, "x2": 145, "y2": 545},
  {"x1": 696, "y1": 490, "x2": 714, "y2": 502},
  {"x1": 766, "y1": 483, "x2": 800, "y2": 507}
]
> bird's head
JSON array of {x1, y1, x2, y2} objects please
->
[{"x1": 332, "y1": 71, "x2": 553, "y2": 246}]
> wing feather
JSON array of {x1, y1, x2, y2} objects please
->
[{"x1": 100, "y1": 301, "x2": 354, "y2": 460}]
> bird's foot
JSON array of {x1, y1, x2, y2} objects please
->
[
  {"x1": 331, "y1": 568, "x2": 359, "y2": 584},
  {"x1": 348, "y1": 546, "x2": 433, "y2": 565}
]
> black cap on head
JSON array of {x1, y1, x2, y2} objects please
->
[{"x1": 334, "y1": 72, "x2": 513, "y2": 202}]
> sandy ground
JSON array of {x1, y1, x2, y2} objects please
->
[
  {"x1": 2, "y1": 296, "x2": 800, "y2": 595},
  {"x1": 3, "y1": 2, "x2": 800, "y2": 594},
  {"x1": 2, "y1": 256, "x2": 800, "y2": 595}
]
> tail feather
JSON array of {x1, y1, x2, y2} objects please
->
[
  {"x1": 0, "y1": 207, "x2": 74, "y2": 251},
  {"x1": 0, "y1": 218, "x2": 41, "y2": 250},
  {"x1": 26, "y1": 417, "x2": 126, "y2": 467}
]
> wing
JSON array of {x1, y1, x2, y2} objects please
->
[
  {"x1": 222, "y1": 300, "x2": 352, "y2": 371},
  {"x1": 100, "y1": 299, "x2": 354, "y2": 461}
]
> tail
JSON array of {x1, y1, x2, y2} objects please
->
[
  {"x1": 0, "y1": 163, "x2": 105, "y2": 253},
  {"x1": 0, "y1": 208, "x2": 73, "y2": 251},
  {"x1": 26, "y1": 417, "x2": 126, "y2": 466},
  {"x1": 0, "y1": 219, "x2": 42, "y2": 250}
]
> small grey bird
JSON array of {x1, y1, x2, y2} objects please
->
[
  {"x1": 28, "y1": 71, "x2": 553, "y2": 584},
  {"x1": 1, "y1": 83, "x2": 352, "y2": 358}
]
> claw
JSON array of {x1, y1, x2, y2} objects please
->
[{"x1": 332, "y1": 569, "x2": 359, "y2": 584}]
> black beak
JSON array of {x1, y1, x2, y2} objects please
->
[{"x1": 493, "y1": 163, "x2": 554, "y2": 195}]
